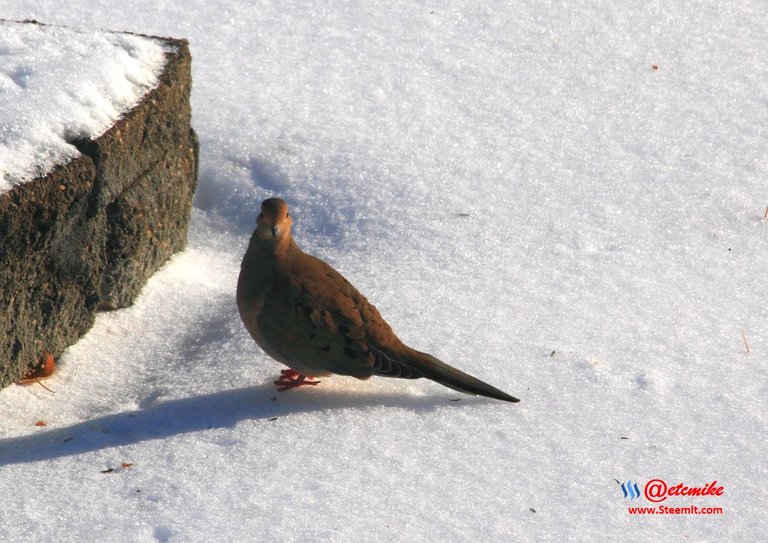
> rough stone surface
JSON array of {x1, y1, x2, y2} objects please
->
[{"x1": 0, "y1": 27, "x2": 198, "y2": 388}]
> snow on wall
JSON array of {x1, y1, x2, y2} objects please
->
[{"x1": 0, "y1": 21, "x2": 168, "y2": 191}]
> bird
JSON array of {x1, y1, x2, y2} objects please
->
[{"x1": 236, "y1": 197, "x2": 519, "y2": 403}]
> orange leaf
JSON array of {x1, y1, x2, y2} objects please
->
[
  {"x1": 35, "y1": 420, "x2": 47, "y2": 427},
  {"x1": 18, "y1": 353, "x2": 56, "y2": 384}
]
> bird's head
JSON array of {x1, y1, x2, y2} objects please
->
[{"x1": 256, "y1": 197, "x2": 293, "y2": 241}]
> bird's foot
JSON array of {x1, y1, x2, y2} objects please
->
[{"x1": 274, "y1": 369, "x2": 321, "y2": 391}]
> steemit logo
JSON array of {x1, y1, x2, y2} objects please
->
[
  {"x1": 618, "y1": 480, "x2": 641, "y2": 499},
  {"x1": 615, "y1": 478, "x2": 725, "y2": 502}
]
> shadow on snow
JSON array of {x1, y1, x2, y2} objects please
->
[{"x1": 0, "y1": 383, "x2": 478, "y2": 466}]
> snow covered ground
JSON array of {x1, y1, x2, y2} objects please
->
[{"x1": 1, "y1": 1, "x2": 766, "y2": 541}]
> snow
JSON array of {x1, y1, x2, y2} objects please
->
[
  {"x1": 1, "y1": 1, "x2": 767, "y2": 541},
  {"x1": 0, "y1": 20, "x2": 169, "y2": 190}
]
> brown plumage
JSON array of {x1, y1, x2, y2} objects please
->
[{"x1": 236, "y1": 197, "x2": 519, "y2": 403}]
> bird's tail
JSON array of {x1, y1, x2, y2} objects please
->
[{"x1": 406, "y1": 349, "x2": 520, "y2": 403}]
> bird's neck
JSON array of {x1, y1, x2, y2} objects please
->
[
  {"x1": 244, "y1": 232, "x2": 298, "y2": 271},
  {"x1": 238, "y1": 233, "x2": 298, "y2": 304}
]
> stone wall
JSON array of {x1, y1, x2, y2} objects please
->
[{"x1": 0, "y1": 29, "x2": 198, "y2": 388}]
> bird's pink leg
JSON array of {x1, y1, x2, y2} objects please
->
[{"x1": 274, "y1": 369, "x2": 321, "y2": 391}]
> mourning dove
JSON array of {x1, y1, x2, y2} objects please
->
[{"x1": 236, "y1": 198, "x2": 519, "y2": 403}]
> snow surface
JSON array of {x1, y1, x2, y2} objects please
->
[
  {"x1": 1, "y1": 1, "x2": 767, "y2": 541},
  {"x1": 0, "y1": 20, "x2": 168, "y2": 190}
]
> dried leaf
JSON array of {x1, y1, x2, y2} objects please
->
[
  {"x1": 18, "y1": 353, "x2": 56, "y2": 384},
  {"x1": 34, "y1": 420, "x2": 46, "y2": 427}
]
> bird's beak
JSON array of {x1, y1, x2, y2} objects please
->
[{"x1": 271, "y1": 225, "x2": 279, "y2": 238}]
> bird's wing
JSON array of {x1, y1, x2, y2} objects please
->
[{"x1": 257, "y1": 252, "x2": 405, "y2": 378}]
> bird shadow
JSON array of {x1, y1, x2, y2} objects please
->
[{"x1": 0, "y1": 383, "x2": 479, "y2": 466}]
